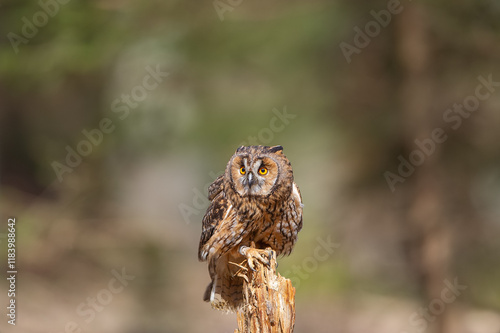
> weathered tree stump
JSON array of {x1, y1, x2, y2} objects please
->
[{"x1": 234, "y1": 253, "x2": 296, "y2": 333}]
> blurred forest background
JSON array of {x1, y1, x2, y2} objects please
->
[{"x1": 1, "y1": 0, "x2": 500, "y2": 332}]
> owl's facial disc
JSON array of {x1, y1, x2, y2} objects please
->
[{"x1": 235, "y1": 157, "x2": 277, "y2": 196}]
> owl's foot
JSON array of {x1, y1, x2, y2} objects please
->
[{"x1": 239, "y1": 244, "x2": 276, "y2": 271}]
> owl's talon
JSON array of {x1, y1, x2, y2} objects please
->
[
  {"x1": 266, "y1": 247, "x2": 277, "y2": 266},
  {"x1": 248, "y1": 259, "x2": 257, "y2": 272},
  {"x1": 265, "y1": 249, "x2": 278, "y2": 270},
  {"x1": 239, "y1": 245, "x2": 272, "y2": 271}
]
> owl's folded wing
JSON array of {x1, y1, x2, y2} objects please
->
[
  {"x1": 208, "y1": 175, "x2": 224, "y2": 201},
  {"x1": 198, "y1": 191, "x2": 228, "y2": 261}
]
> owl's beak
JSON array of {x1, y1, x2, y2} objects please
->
[{"x1": 247, "y1": 172, "x2": 255, "y2": 188}]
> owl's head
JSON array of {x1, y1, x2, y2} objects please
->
[{"x1": 226, "y1": 145, "x2": 293, "y2": 198}]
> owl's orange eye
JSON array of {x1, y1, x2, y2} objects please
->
[
  {"x1": 259, "y1": 167, "x2": 268, "y2": 175},
  {"x1": 240, "y1": 167, "x2": 246, "y2": 175}
]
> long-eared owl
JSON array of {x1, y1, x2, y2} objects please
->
[{"x1": 198, "y1": 145, "x2": 303, "y2": 311}]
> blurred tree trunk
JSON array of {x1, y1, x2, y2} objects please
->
[{"x1": 395, "y1": 5, "x2": 453, "y2": 333}]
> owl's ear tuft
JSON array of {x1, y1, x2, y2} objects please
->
[
  {"x1": 236, "y1": 146, "x2": 246, "y2": 153},
  {"x1": 268, "y1": 145, "x2": 283, "y2": 154}
]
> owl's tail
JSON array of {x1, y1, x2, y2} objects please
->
[{"x1": 203, "y1": 274, "x2": 244, "y2": 312}]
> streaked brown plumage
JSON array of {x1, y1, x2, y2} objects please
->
[{"x1": 198, "y1": 145, "x2": 303, "y2": 311}]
